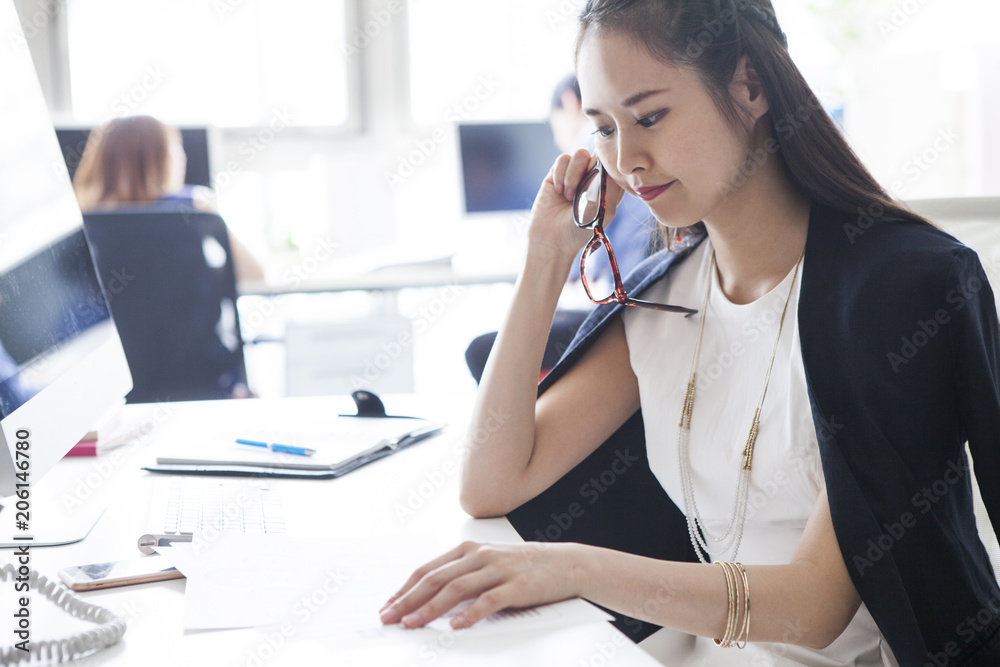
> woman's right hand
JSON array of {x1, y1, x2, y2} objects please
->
[{"x1": 526, "y1": 148, "x2": 608, "y2": 264}]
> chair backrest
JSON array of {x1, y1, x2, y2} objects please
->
[{"x1": 82, "y1": 209, "x2": 248, "y2": 403}]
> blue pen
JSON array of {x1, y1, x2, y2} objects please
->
[{"x1": 236, "y1": 438, "x2": 316, "y2": 457}]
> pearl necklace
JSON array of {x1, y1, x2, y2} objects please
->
[{"x1": 677, "y1": 251, "x2": 803, "y2": 563}]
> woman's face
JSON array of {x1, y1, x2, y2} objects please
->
[{"x1": 576, "y1": 30, "x2": 754, "y2": 228}]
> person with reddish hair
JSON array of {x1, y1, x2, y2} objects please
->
[{"x1": 73, "y1": 115, "x2": 263, "y2": 283}]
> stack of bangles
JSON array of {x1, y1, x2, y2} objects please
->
[{"x1": 714, "y1": 561, "x2": 750, "y2": 648}]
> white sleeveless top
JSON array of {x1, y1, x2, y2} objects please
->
[{"x1": 622, "y1": 241, "x2": 898, "y2": 666}]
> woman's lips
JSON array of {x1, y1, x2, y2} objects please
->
[{"x1": 634, "y1": 181, "x2": 675, "y2": 202}]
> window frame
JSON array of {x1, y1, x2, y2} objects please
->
[{"x1": 39, "y1": 0, "x2": 367, "y2": 137}]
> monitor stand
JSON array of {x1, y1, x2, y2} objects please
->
[{"x1": 0, "y1": 475, "x2": 106, "y2": 548}]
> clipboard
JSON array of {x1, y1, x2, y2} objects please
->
[{"x1": 141, "y1": 392, "x2": 446, "y2": 479}]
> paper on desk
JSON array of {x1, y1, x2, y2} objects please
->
[
  {"x1": 155, "y1": 533, "x2": 611, "y2": 641},
  {"x1": 157, "y1": 533, "x2": 438, "y2": 633},
  {"x1": 154, "y1": 417, "x2": 444, "y2": 471},
  {"x1": 424, "y1": 598, "x2": 612, "y2": 635}
]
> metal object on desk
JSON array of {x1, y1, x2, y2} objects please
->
[{"x1": 137, "y1": 533, "x2": 193, "y2": 555}]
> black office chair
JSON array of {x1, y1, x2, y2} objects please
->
[
  {"x1": 464, "y1": 309, "x2": 591, "y2": 384},
  {"x1": 82, "y1": 209, "x2": 249, "y2": 403}
]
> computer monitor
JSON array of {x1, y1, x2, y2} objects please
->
[
  {"x1": 54, "y1": 126, "x2": 214, "y2": 188},
  {"x1": 457, "y1": 121, "x2": 560, "y2": 214},
  {"x1": 0, "y1": 2, "x2": 132, "y2": 510}
]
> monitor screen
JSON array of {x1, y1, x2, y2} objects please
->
[
  {"x1": 0, "y1": 229, "x2": 112, "y2": 417},
  {"x1": 54, "y1": 126, "x2": 214, "y2": 188},
  {"x1": 0, "y1": 1, "x2": 132, "y2": 499},
  {"x1": 457, "y1": 121, "x2": 560, "y2": 214}
]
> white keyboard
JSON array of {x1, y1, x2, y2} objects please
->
[{"x1": 137, "y1": 476, "x2": 285, "y2": 553}]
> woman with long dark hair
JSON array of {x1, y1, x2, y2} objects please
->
[{"x1": 380, "y1": 2, "x2": 1000, "y2": 664}]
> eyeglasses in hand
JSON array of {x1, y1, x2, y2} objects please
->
[{"x1": 573, "y1": 163, "x2": 698, "y2": 317}]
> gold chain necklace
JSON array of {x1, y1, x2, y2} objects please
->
[{"x1": 677, "y1": 250, "x2": 803, "y2": 563}]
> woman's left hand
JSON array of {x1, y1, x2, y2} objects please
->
[{"x1": 379, "y1": 541, "x2": 587, "y2": 629}]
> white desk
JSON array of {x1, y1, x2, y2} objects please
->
[
  {"x1": 6, "y1": 396, "x2": 662, "y2": 666},
  {"x1": 239, "y1": 265, "x2": 519, "y2": 297}
]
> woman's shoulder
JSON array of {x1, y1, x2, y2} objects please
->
[{"x1": 810, "y1": 202, "x2": 978, "y2": 291}]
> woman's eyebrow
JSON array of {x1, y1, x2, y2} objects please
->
[{"x1": 584, "y1": 88, "x2": 670, "y2": 117}]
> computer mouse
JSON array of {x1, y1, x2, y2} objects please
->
[
  {"x1": 351, "y1": 390, "x2": 388, "y2": 417},
  {"x1": 342, "y1": 390, "x2": 418, "y2": 419}
]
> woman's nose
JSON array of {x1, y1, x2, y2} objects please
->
[{"x1": 615, "y1": 132, "x2": 650, "y2": 177}]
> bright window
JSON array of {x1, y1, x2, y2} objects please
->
[
  {"x1": 66, "y1": 0, "x2": 352, "y2": 127},
  {"x1": 407, "y1": 0, "x2": 581, "y2": 124}
]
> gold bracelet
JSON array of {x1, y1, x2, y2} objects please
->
[
  {"x1": 714, "y1": 561, "x2": 751, "y2": 649},
  {"x1": 735, "y1": 562, "x2": 750, "y2": 649},
  {"x1": 714, "y1": 561, "x2": 737, "y2": 647},
  {"x1": 714, "y1": 561, "x2": 730, "y2": 646}
]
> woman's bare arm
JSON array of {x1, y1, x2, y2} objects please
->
[
  {"x1": 577, "y1": 485, "x2": 861, "y2": 648},
  {"x1": 461, "y1": 315, "x2": 640, "y2": 517},
  {"x1": 459, "y1": 149, "x2": 638, "y2": 518},
  {"x1": 385, "y1": 487, "x2": 861, "y2": 650}
]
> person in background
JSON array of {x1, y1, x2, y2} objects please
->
[
  {"x1": 550, "y1": 73, "x2": 656, "y2": 280},
  {"x1": 72, "y1": 115, "x2": 264, "y2": 283},
  {"x1": 465, "y1": 75, "x2": 658, "y2": 384}
]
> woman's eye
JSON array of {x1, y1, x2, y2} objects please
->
[
  {"x1": 636, "y1": 109, "x2": 668, "y2": 128},
  {"x1": 592, "y1": 126, "x2": 615, "y2": 138}
]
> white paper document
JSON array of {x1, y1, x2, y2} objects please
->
[
  {"x1": 156, "y1": 533, "x2": 612, "y2": 642},
  {"x1": 154, "y1": 417, "x2": 445, "y2": 471},
  {"x1": 423, "y1": 597, "x2": 613, "y2": 636}
]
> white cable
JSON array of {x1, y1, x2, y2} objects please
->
[{"x1": 0, "y1": 563, "x2": 127, "y2": 664}]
